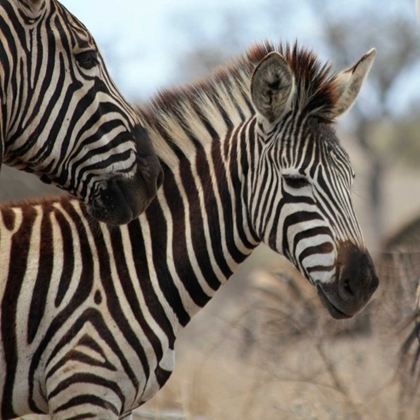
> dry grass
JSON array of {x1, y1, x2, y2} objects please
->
[
  {"x1": 140, "y1": 255, "x2": 420, "y2": 420},
  {"x1": 142, "y1": 329, "x2": 404, "y2": 419}
]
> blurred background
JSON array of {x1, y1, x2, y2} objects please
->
[{"x1": 8, "y1": 0, "x2": 420, "y2": 418}]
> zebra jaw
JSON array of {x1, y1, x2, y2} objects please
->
[{"x1": 317, "y1": 286, "x2": 353, "y2": 319}]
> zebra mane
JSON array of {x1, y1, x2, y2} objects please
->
[{"x1": 138, "y1": 41, "x2": 339, "y2": 166}]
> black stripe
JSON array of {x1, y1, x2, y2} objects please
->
[
  {"x1": 48, "y1": 373, "x2": 125, "y2": 406},
  {"x1": 240, "y1": 118, "x2": 259, "y2": 242},
  {"x1": 145, "y1": 201, "x2": 191, "y2": 325},
  {"x1": 281, "y1": 211, "x2": 324, "y2": 259},
  {"x1": 47, "y1": 350, "x2": 116, "y2": 376},
  {"x1": 239, "y1": 89, "x2": 255, "y2": 116},
  {"x1": 316, "y1": 166, "x2": 347, "y2": 233},
  {"x1": 128, "y1": 219, "x2": 177, "y2": 347},
  {"x1": 214, "y1": 94, "x2": 234, "y2": 129},
  {"x1": 162, "y1": 169, "x2": 212, "y2": 308},
  {"x1": 212, "y1": 137, "x2": 245, "y2": 265},
  {"x1": 292, "y1": 226, "x2": 333, "y2": 258},
  {"x1": 192, "y1": 102, "x2": 219, "y2": 140},
  {"x1": 181, "y1": 149, "x2": 222, "y2": 290},
  {"x1": 28, "y1": 202, "x2": 54, "y2": 343},
  {"x1": 298, "y1": 242, "x2": 334, "y2": 268},
  {"x1": 155, "y1": 365, "x2": 172, "y2": 388},
  {"x1": 54, "y1": 207, "x2": 75, "y2": 307},
  {"x1": 229, "y1": 90, "x2": 246, "y2": 121},
  {"x1": 307, "y1": 264, "x2": 335, "y2": 273},
  {"x1": 53, "y1": 394, "x2": 119, "y2": 416},
  {"x1": 65, "y1": 414, "x2": 97, "y2": 420},
  {"x1": 1, "y1": 206, "x2": 37, "y2": 418},
  {"x1": 109, "y1": 225, "x2": 166, "y2": 358}
]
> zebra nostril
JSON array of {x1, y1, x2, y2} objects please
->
[{"x1": 343, "y1": 279, "x2": 354, "y2": 297}]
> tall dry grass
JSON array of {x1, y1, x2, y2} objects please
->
[{"x1": 141, "y1": 254, "x2": 420, "y2": 420}]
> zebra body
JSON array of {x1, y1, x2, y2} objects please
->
[
  {"x1": 0, "y1": 0, "x2": 162, "y2": 225},
  {"x1": 0, "y1": 43, "x2": 378, "y2": 419}
]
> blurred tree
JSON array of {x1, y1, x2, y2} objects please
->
[
  {"x1": 172, "y1": 0, "x2": 420, "y2": 242},
  {"x1": 310, "y1": 0, "x2": 420, "y2": 241}
]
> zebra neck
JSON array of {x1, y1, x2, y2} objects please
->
[
  {"x1": 0, "y1": 1, "x2": 25, "y2": 156},
  {"x1": 0, "y1": 104, "x2": 3, "y2": 163},
  {"x1": 0, "y1": 1, "x2": 59, "y2": 168},
  {"x1": 144, "y1": 120, "x2": 260, "y2": 325}
]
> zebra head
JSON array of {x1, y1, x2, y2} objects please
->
[
  {"x1": 0, "y1": 0, "x2": 163, "y2": 225},
  {"x1": 249, "y1": 48, "x2": 379, "y2": 319}
]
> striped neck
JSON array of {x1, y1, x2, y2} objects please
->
[
  {"x1": 140, "y1": 117, "x2": 261, "y2": 325},
  {"x1": 0, "y1": 0, "x2": 43, "y2": 161}
]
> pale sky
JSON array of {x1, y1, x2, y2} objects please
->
[
  {"x1": 61, "y1": 0, "x2": 321, "y2": 100},
  {"x1": 61, "y1": 0, "x2": 420, "y2": 115}
]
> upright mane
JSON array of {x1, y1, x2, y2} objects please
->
[{"x1": 137, "y1": 41, "x2": 339, "y2": 166}]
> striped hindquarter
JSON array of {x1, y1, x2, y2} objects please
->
[
  {"x1": 0, "y1": 42, "x2": 378, "y2": 419},
  {"x1": 0, "y1": 0, "x2": 162, "y2": 225}
]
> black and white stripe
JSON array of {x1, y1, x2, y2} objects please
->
[
  {"x1": 0, "y1": 0, "x2": 162, "y2": 225},
  {"x1": 0, "y1": 42, "x2": 378, "y2": 419}
]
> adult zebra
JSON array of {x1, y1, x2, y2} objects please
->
[
  {"x1": 0, "y1": 42, "x2": 378, "y2": 419},
  {"x1": 0, "y1": 0, "x2": 163, "y2": 225}
]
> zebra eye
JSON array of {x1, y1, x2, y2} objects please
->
[
  {"x1": 75, "y1": 50, "x2": 98, "y2": 70},
  {"x1": 283, "y1": 175, "x2": 310, "y2": 189}
]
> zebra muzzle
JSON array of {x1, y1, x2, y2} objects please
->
[
  {"x1": 86, "y1": 125, "x2": 163, "y2": 225},
  {"x1": 87, "y1": 168, "x2": 162, "y2": 225},
  {"x1": 316, "y1": 242, "x2": 379, "y2": 319}
]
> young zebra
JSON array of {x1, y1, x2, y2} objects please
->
[
  {"x1": 0, "y1": 0, "x2": 163, "y2": 225},
  {"x1": 0, "y1": 42, "x2": 379, "y2": 419}
]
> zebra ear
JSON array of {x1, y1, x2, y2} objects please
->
[
  {"x1": 330, "y1": 49, "x2": 376, "y2": 118},
  {"x1": 251, "y1": 52, "x2": 295, "y2": 124}
]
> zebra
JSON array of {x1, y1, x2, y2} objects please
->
[
  {"x1": 0, "y1": 0, "x2": 163, "y2": 225},
  {"x1": 0, "y1": 42, "x2": 379, "y2": 419}
]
